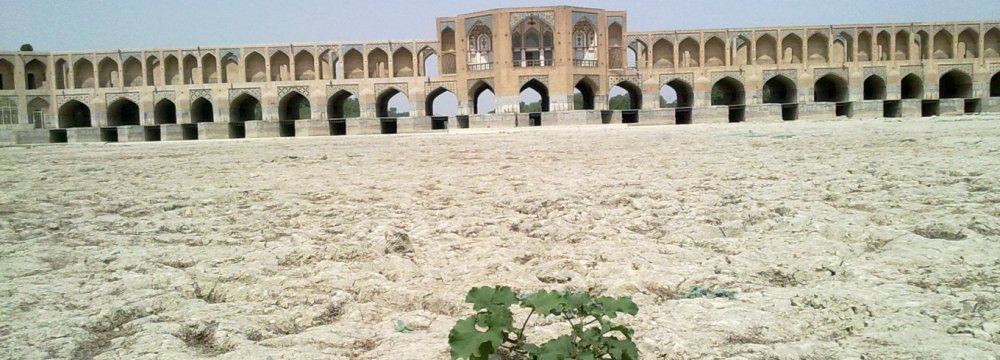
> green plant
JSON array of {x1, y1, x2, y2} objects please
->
[
  {"x1": 448, "y1": 286, "x2": 639, "y2": 360},
  {"x1": 394, "y1": 319, "x2": 412, "y2": 333},
  {"x1": 680, "y1": 285, "x2": 737, "y2": 299}
]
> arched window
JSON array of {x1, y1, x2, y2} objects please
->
[
  {"x1": 572, "y1": 19, "x2": 598, "y2": 65},
  {"x1": 467, "y1": 23, "x2": 493, "y2": 69},
  {"x1": 512, "y1": 15, "x2": 554, "y2": 67}
]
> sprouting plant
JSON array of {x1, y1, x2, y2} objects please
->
[
  {"x1": 680, "y1": 285, "x2": 737, "y2": 299},
  {"x1": 394, "y1": 319, "x2": 412, "y2": 333},
  {"x1": 448, "y1": 286, "x2": 639, "y2": 360}
]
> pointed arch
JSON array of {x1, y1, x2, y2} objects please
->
[
  {"x1": 418, "y1": 46, "x2": 438, "y2": 77},
  {"x1": 54, "y1": 59, "x2": 68, "y2": 89},
  {"x1": 58, "y1": 100, "x2": 91, "y2": 128},
  {"x1": 660, "y1": 79, "x2": 693, "y2": 108},
  {"x1": 368, "y1": 48, "x2": 389, "y2": 78},
  {"x1": 611, "y1": 81, "x2": 642, "y2": 110},
  {"x1": 519, "y1": 79, "x2": 549, "y2": 112},
  {"x1": 97, "y1": 57, "x2": 119, "y2": 88},
  {"x1": 294, "y1": 50, "x2": 315, "y2": 80},
  {"x1": 991, "y1": 72, "x2": 1000, "y2": 97},
  {"x1": 814, "y1": 74, "x2": 848, "y2": 102},
  {"x1": 221, "y1": 54, "x2": 238, "y2": 83},
  {"x1": 122, "y1": 57, "x2": 142, "y2": 87},
  {"x1": 763, "y1": 75, "x2": 797, "y2": 104},
  {"x1": 863, "y1": 75, "x2": 887, "y2": 100},
  {"x1": 733, "y1": 35, "x2": 751, "y2": 66},
  {"x1": 426, "y1": 87, "x2": 458, "y2": 116},
  {"x1": 376, "y1": 86, "x2": 408, "y2": 117},
  {"x1": 327, "y1": 90, "x2": 358, "y2": 119},
  {"x1": 278, "y1": 91, "x2": 311, "y2": 120},
  {"x1": 933, "y1": 30, "x2": 953, "y2": 59},
  {"x1": 230, "y1": 93, "x2": 262, "y2": 121},
  {"x1": 0, "y1": 60, "x2": 12, "y2": 90},
  {"x1": 858, "y1": 31, "x2": 873, "y2": 61},
  {"x1": 27, "y1": 97, "x2": 50, "y2": 128},
  {"x1": 652, "y1": 39, "x2": 674, "y2": 68},
  {"x1": 574, "y1": 77, "x2": 597, "y2": 110},
  {"x1": 202, "y1": 53, "x2": 219, "y2": 83},
  {"x1": 901, "y1": 74, "x2": 923, "y2": 99},
  {"x1": 986, "y1": 28, "x2": 1000, "y2": 58},
  {"x1": 958, "y1": 29, "x2": 979, "y2": 59},
  {"x1": 73, "y1": 58, "x2": 95, "y2": 88},
  {"x1": 245, "y1": 52, "x2": 265, "y2": 82},
  {"x1": 916, "y1": 30, "x2": 931, "y2": 60},
  {"x1": 182, "y1": 54, "x2": 198, "y2": 84},
  {"x1": 191, "y1": 97, "x2": 214, "y2": 123},
  {"x1": 939, "y1": 70, "x2": 972, "y2": 99},
  {"x1": 832, "y1": 32, "x2": 853, "y2": 63},
  {"x1": 107, "y1": 98, "x2": 140, "y2": 126},
  {"x1": 440, "y1": 27, "x2": 457, "y2": 74},
  {"x1": 392, "y1": 48, "x2": 414, "y2": 77},
  {"x1": 344, "y1": 49, "x2": 364, "y2": 79},
  {"x1": 154, "y1": 99, "x2": 177, "y2": 124},
  {"x1": 876, "y1": 31, "x2": 891, "y2": 61},
  {"x1": 678, "y1": 37, "x2": 700, "y2": 67},
  {"x1": 24, "y1": 59, "x2": 48, "y2": 90},
  {"x1": 164, "y1": 55, "x2": 180, "y2": 85},
  {"x1": 781, "y1": 34, "x2": 803, "y2": 64},
  {"x1": 704, "y1": 37, "x2": 726, "y2": 66},
  {"x1": 756, "y1": 34, "x2": 777, "y2": 65},
  {"x1": 470, "y1": 80, "x2": 496, "y2": 115},
  {"x1": 895, "y1": 30, "x2": 911, "y2": 60},
  {"x1": 145, "y1": 55, "x2": 160, "y2": 86},
  {"x1": 807, "y1": 33, "x2": 829, "y2": 63},
  {"x1": 270, "y1": 51, "x2": 290, "y2": 81},
  {"x1": 711, "y1": 77, "x2": 745, "y2": 105}
]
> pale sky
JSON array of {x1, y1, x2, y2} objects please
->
[{"x1": 1, "y1": 0, "x2": 996, "y2": 115}]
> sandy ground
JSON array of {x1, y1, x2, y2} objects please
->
[{"x1": 1, "y1": 116, "x2": 999, "y2": 360}]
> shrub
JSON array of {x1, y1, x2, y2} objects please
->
[{"x1": 448, "y1": 286, "x2": 639, "y2": 360}]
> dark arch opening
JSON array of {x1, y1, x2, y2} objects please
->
[
  {"x1": 426, "y1": 87, "x2": 458, "y2": 116},
  {"x1": 610, "y1": 81, "x2": 641, "y2": 110},
  {"x1": 107, "y1": 99, "x2": 140, "y2": 126},
  {"x1": 763, "y1": 75, "x2": 797, "y2": 104},
  {"x1": 990, "y1": 72, "x2": 1000, "y2": 97},
  {"x1": 662, "y1": 80, "x2": 693, "y2": 108},
  {"x1": 711, "y1": 77, "x2": 745, "y2": 106},
  {"x1": 863, "y1": 76, "x2": 887, "y2": 100},
  {"x1": 574, "y1": 79, "x2": 596, "y2": 110},
  {"x1": 939, "y1": 70, "x2": 973, "y2": 99},
  {"x1": 154, "y1": 99, "x2": 177, "y2": 125},
  {"x1": 327, "y1": 91, "x2": 358, "y2": 119},
  {"x1": 471, "y1": 83, "x2": 496, "y2": 115},
  {"x1": 519, "y1": 79, "x2": 549, "y2": 112},
  {"x1": 230, "y1": 94, "x2": 262, "y2": 122},
  {"x1": 376, "y1": 88, "x2": 408, "y2": 118},
  {"x1": 58, "y1": 100, "x2": 91, "y2": 128},
  {"x1": 191, "y1": 98, "x2": 214, "y2": 123},
  {"x1": 279, "y1": 92, "x2": 310, "y2": 121},
  {"x1": 901, "y1": 74, "x2": 924, "y2": 99},
  {"x1": 814, "y1": 75, "x2": 848, "y2": 102}
]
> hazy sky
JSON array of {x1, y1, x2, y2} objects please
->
[{"x1": 2, "y1": 0, "x2": 997, "y2": 52}]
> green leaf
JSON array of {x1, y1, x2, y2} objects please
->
[
  {"x1": 564, "y1": 292, "x2": 593, "y2": 310},
  {"x1": 448, "y1": 317, "x2": 505, "y2": 360},
  {"x1": 531, "y1": 335, "x2": 575, "y2": 360},
  {"x1": 596, "y1": 296, "x2": 639, "y2": 318},
  {"x1": 465, "y1": 286, "x2": 518, "y2": 311},
  {"x1": 521, "y1": 290, "x2": 566, "y2": 315},
  {"x1": 605, "y1": 338, "x2": 640, "y2": 360},
  {"x1": 394, "y1": 319, "x2": 411, "y2": 333}
]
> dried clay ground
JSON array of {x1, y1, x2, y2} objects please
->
[{"x1": 1, "y1": 116, "x2": 1000, "y2": 360}]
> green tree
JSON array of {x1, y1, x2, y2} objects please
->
[
  {"x1": 659, "y1": 95, "x2": 676, "y2": 108},
  {"x1": 520, "y1": 101, "x2": 542, "y2": 113},
  {"x1": 19, "y1": 44, "x2": 33, "y2": 52},
  {"x1": 343, "y1": 97, "x2": 360, "y2": 118},
  {"x1": 608, "y1": 94, "x2": 631, "y2": 110}
]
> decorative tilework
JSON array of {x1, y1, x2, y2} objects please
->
[
  {"x1": 464, "y1": 15, "x2": 493, "y2": 36},
  {"x1": 659, "y1": 73, "x2": 694, "y2": 86},
  {"x1": 863, "y1": 66, "x2": 886, "y2": 79},
  {"x1": 120, "y1": 52, "x2": 141, "y2": 62},
  {"x1": 518, "y1": 75, "x2": 548, "y2": 89},
  {"x1": 56, "y1": 94, "x2": 90, "y2": 106},
  {"x1": 105, "y1": 92, "x2": 139, "y2": 104},
  {"x1": 467, "y1": 78, "x2": 494, "y2": 92},
  {"x1": 990, "y1": 63, "x2": 1000, "y2": 75},
  {"x1": 711, "y1": 70, "x2": 743, "y2": 83},
  {"x1": 277, "y1": 86, "x2": 308, "y2": 99},
  {"x1": 190, "y1": 89, "x2": 212, "y2": 101},
  {"x1": 440, "y1": 21, "x2": 456, "y2": 32},
  {"x1": 607, "y1": 16, "x2": 624, "y2": 27},
  {"x1": 229, "y1": 87, "x2": 261, "y2": 101},
  {"x1": 938, "y1": 63, "x2": 973, "y2": 76},
  {"x1": 609, "y1": 74, "x2": 641, "y2": 88},
  {"x1": 326, "y1": 84, "x2": 359, "y2": 97},
  {"x1": 374, "y1": 83, "x2": 407, "y2": 96},
  {"x1": 571, "y1": 12, "x2": 597, "y2": 27},
  {"x1": 342, "y1": 44, "x2": 363, "y2": 54},
  {"x1": 814, "y1": 67, "x2": 849, "y2": 80},
  {"x1": 763, "y1": 69, "x2": 797, "y2": 82},
  {"x1": 573, "y1": 75, "x2": 599, "y2": 87},
  {"x1": 425, "y1": 81, "x2": 457, "y2": 95},
  {"x1": 654, "y1": 34, "x2": 676, "y2": 44},
  {"x1": 509, "y1": 11, "x2": 555, "y2": 30},
  {"x1": 220, "y1": 49, "x2": 241, "y2": 61},
  {"x1": 900, "y1": 65, "x2": 923, "y2": 79},
  {"x1": 154, "y1": 91, "x2": 175, "y2": 103}
]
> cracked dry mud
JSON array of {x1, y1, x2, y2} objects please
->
[{"x1": 1, "y1": 116, "x2": 999, "y2": 359}]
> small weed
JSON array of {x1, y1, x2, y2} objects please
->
[{"x1": 680, "y1": 285, "x2": 737, "y2": 299}]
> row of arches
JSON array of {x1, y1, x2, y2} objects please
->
[
  {"x1": 27, "y1": 47, "x2": 440, "y2": 90},
  {"x1": 635, "y1": 27, "x2": 1000, "y2": 68}
]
